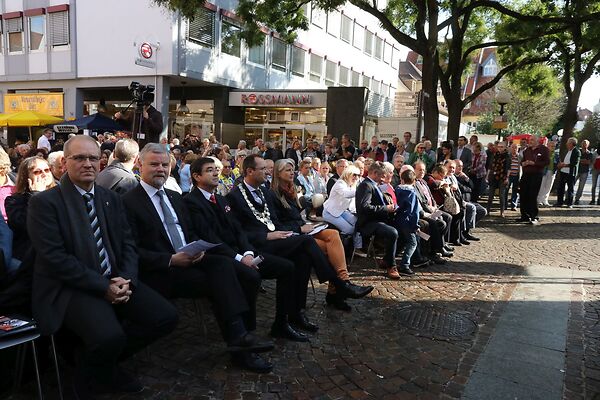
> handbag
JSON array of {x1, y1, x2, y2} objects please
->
[{"x1": 442, "y1": 187, "x2": 460, "y2": 215}]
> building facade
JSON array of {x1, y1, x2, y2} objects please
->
[{"x1": 0, "y1": 0, "x2": 404, "y2": 147}]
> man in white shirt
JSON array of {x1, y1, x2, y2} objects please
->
[
  {"x1": 37, "y1": 128, "x2": 53, "y2": 152},
  {"x1": 554, "y1": 137, "x2": 581, "y2": 207}
]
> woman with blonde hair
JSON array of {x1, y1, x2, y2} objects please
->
[
  {"x1": 271, "y1": 159, "x2": 373, "y2": 312},
  {"x1": 0, "y1": 148, "x2": 15, "y2": 221}
]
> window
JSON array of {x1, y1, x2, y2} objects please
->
[
  {"x1": 351, "y1": 70, "x2": 360, "y2": 86},
  {"x1": 0, "y1": 21, "x2": 3, "y2": 53},
  {"x1": 7, "y1": 17, "x2": 24, "y2": 53},
  {"x1": 417, "y1": 55, "x2": 423, "y2": 64},
  {"x1": 363, "y1": 75, "x2": 370, "y2": 89},
  {"x1": 372, "y1": 79, "x2": 380, "y2": 94},
  {"x1": 325, "y1": 60, "x2": 336, "y2": 86},
  {"x1": 340, "y1": 14, "x2": 352, "y2": 43},
  {"x1": 28, "y1": 15, "x2": 45, "y2": 51},
  {"x1": 248, "y1": 40, "x2": 265, "y2": 65},
  {"x1": 309, "y1": 53, "x2": 322, "y2": 83},
  {"x1": 339, "y1": 66, "x2": 349, "y2": 86},
  {"x1": 326, "y1": 11, "x2": 340, "y2": 37},
  {"x1": 374, "y1": 36, "x2": 383, "y2": 60},
  {"x1": 384, "y1": 42, "x2": 392, "y2": 64},
  {"x1": 392, "y1": 46, "x2": 401, "y2": 69},
  {"x1": 364, "y1": 29, "x2": 373, "y2": 56},
  {"x1": 187, "y1": 7, "x2": 215, "y2": 47},
  {"x1": 311, "y1": 5, "x2": 326, "y2": 28},
  {"x1": 271, "y1": 38, "x2": 287, "y2": 71},
  {"x1": 353, "y1": 22, "x2": 363, "y2": 49},
  {"x1": 221, "y1": 19, "x2": 241, "y2": 57},
  {"x1": 483, "y1": 57, "x2": 498, "y2": 76},
  {"x1": 381, "y1": 83, "x2": 389, "y2": 98},
  {"x1": 49, "y1": 11, "x2": 69, "y2": 46},
  {"x1": 301, "y1": 3, "x2": 310, "y2": 20},
  {"x1": 291, "y1": 46, "x2": 305, "y2": 76}
]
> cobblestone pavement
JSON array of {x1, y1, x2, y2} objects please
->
[{"x1": 8, "y1": 204, "x2": 600, "y2": 400}]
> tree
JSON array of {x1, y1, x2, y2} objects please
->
[{"x1": 576, "y1": 112, "x2": 600, "y2": 146}]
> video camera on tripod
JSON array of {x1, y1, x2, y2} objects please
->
[{"x1": 129, "y1": 81, "x2": 155, "y2": 107}]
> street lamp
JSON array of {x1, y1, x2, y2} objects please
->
[{"x1": 494, "y1": 90, "x2": 512, "y2": 140}]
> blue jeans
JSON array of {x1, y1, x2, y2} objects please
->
[
  {"x1": 396, "y1": 228, "x2": 418, "y2": 268},
  {"x1": 506, "y1": 175, "x2": 520, "y2": 208},
  {"x1": 322, "y1": 209, "x2": 362, "y2": 248}
]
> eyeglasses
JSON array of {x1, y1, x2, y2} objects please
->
[
  {"x1": 32, "y1": 168, "x2": 51, "y2": 176},
  {"x1": 68, "y1": 155, "x2": 100, "y2": 163},
  {"x1": 352, "y1": 173, "x2": 361, "y2": 177}
]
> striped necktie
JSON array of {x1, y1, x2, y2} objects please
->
[
  {"x1": 83, "y1": 193, "x2": 110, "y2": 276},
  {"x1": 156, "y1": 190, "x2": 184, "y2": 251}
]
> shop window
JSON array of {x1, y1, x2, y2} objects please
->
[
  {"x1": 311, "y1": 5, "x2": 326, "y2": 28},
  {"x1": 353, "y1": 22, "x2": 363, "y2": 50},
  {"x1": 326, "y1": 11, "x2": 340, "y2": 37},
  {"x1": 351, "y1": 70, "x2": 360, "y2": 86},
  {"x1": 325, "y1": 60, "x2": 336, "y2": 86},
  {"x1": 221, "y1": 19, "x2": 241, "y2": 57},
  {"x1": 384, "y1": 42, "x2": 392, "y2": 64},
  {"x1": 271, "y1": 38, "x2": 287, "y2": 71},
  {"x1": 364, "y1": 29, "x2": 373, "y2": 56},
  {"x1": 374, "y1": 36, "x2": 383, "y2": 60},
  {"x1": 291, "y1": 46, "x2": 305, "y2": 76},
  {"x1": 7, "y1": 17, "x2": 24, "y2": 53},
  {"x1": 339, "y1": 66, "x2": 349, "y2": 86},
  {"x1": 187, "y1": 7, "x2": 215, "y2": 47},
  {"x1": 340, "y1": 14, "x2": 352, "y2": 43},
  {"x1": 309, "y1": 53, "x2": 322, "y2": 83},
  {"x1": 49, "y1": 10, "x2": 69, "y2": 47},
  {"x1": 248, "y1": 39, "x2": 265, "y2": 65},
  {"x1": 29, "y1": 15, "x2": 45, "y2": 51}
]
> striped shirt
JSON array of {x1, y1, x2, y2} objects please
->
[{"x1": 509, "y1": 154, "x2": 520, "y2": 176}]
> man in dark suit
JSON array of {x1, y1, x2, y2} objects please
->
[
  {"x1": 555, "y1": 137, "x2": 581, "y2": 207},
  {"x1": 453, "y1": 136, "x2": 473, "y2": 175},
  {"x1": 122, "y1": 144, "x2": 273, "y2": 373},
  {"x1": 28, "y1": 136, "x2": 178, "y2": 397},
  {"x1": 355, "y1": 161, "x2": 410, "y2": 279},
  {"x1": 184, "y1": 157, "x2": 308, "y2": 342},
  {"x1": 226, "y1": 155, "x2": 367, "y2": 337}
]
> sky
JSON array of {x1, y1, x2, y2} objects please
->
[{"x1": 580, "y1": 76, "x2": 600, "y2": 111}]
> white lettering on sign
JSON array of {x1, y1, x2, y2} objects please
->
[{"x1": 240, "y1": 93, "x2": 312, "y2": 106}]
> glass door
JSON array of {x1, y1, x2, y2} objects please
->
[{"x1": 265, "y1": 128, "x2": 285, "y2": 150}]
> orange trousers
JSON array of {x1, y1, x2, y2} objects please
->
[{"x1": 313, "y1": 229, "x2": 350, "y2": 293}]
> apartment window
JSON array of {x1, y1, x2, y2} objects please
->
[
  {"x1": 363, "y1": 75, "x2": 370, "y2": 89},
  {"x1": 187, "y1": 7, "x2": 216, "y2": 47},
  {"x1": 7, "y1": 17, "x2": 24, "y2": 53},
  {"x1": 339, "y1": 66, "x2": 349, "y2": 86},
  {"x1": 325, "y1": 60, "x2": 336, "y2": 86},
  {"x1": 326, "y1": 11, "x2": 340, "y2": 37},
  {"x1": 309, "y1": 53, "x2": 323, "y2": 83},
  {"x1": 381, "y1": 83, "x2": 389, "y2": 98},
  {"x1": 483, "y1": 58, "x2": 498, "y2": 76},
  {"x1": 248, "y1": 40, "x2": 265, "y2": 65},
  {"x1": 364, "y1": 29, "x2": 373, "y2": 56},
  {"x1": 353, "y1": 23, "x2": 363, "y2": 50},
  {"x1": 392, "y1": 46, "x2": 401, "y2": 69},
  {"x1": 340, "y1": 14, "x2": 352, "y2": 43},
  {"x1": 291, "y1": 46, "x2": 305, "y2": 76},
  {"x1": 272, "y1": 38, "x2": 287, "y2": 71},
  {"x1": 28, "y1": 15, "x2": 45, "y2": 51},
  {"x1": 374, "y1": 36, "x2": 383, "y2": 60},
  {"x1": 384, "y1": 42, "x2": 392, "y2": 64},
  {"x1": 49, "y1": 10, "x2": 69, "y2": 46},
  {"x1": 372, "y1": 79, "x2": 380, "y2": 94},
  {"x1": 221, "y1": 19, "x2": 241, "y2": 57},
  {"x1": 311, "y1": 5, "x2": 325, "y2": 28},
  {"x1": 351, "y1": 70, "x2": 360, "y2": 86}
]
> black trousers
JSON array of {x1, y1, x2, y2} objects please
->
[
  {"x1": 63, "y1": 282, "x2": 178, "y2": 387},
  {"x1": 556, "y1": 172, "x2": 576, "y2": 206},
  {"x1": 520, "y1": 172, "x2": 544, "y2": 219},
  {"x1": 360, "y1": 221, "x2": 399, "y2": 268},
  {"x1": 422, "y1": 211, "x2": 450, "y2": 253}
]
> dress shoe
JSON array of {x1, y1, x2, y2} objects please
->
[
  {"x1": 510, "y1": 206, "x2": 517, "y2": 211},
  {"x1": 397, "y1": 266, "x2": 415, "y2": 276},
  {"x1": 443, "y1": 244, "x2": 455, "y2": 252},
  {"x1": 232, "y1": 352, "x2": 274, "y2": 373},
  {"x1": 410, "y1": 257, "x2": 430, "y2": 268},
  {"x1": 431, "y1": 254, "x2": 447, "y2": 264},
  {"x1": 325, "y1": 292, "x2": 352, "y2": 312},
  {"x1": 387, "y1": 266, "x2": 401, "y2": 279},
  {"x1": 353, "y1": 248, "x2": 368, "y2": 258},
  {"x1": 515, "y1": 217, "x2": 530, "y2": 223},
  {"x1": 290, "y1": 311, "x2": 319, "y2": 333},
  {"x1": 574, "y1": 200, "x2": 580, "y2": 205},
  {"x1": 270, "y1": 321, "x2": 309, "y2": 342},
  {"x1": 464, "y1": 233, "x2": 480, "y2": 241},
  {"x1": 459, "y1": 238, "x2": 471, "y2": 245},
  {"x1": 451, "y1": 241, "x2": 462, "y2": 247},
  {"x1": 336, "y1": 280, "x2": 373, "y2": 299},
  {"x1": 227, "y1": 333, "x2": 274, "y2": 353}
]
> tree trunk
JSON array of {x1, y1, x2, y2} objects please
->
[
  {"x1": 421, "y1": 52, "x2": 440, "y2": 147},
  {"x1": 560, "y1": 86, "x2": 582, "y2": 155},
  {"x1": 446, "y1": 98, "x2": 464, "y2": 143}
]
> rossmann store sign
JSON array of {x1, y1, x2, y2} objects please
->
[{"x1": 229, "y1": 91, "x2": 327, "y2": 108}]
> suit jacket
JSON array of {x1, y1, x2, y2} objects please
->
[
  {"x1": 28, "y1": 175, "x2": 138, "y2": 334},
  {"x1": 264, "y1": 148, "x2": 283, "y2": 161},
  {"x1": 453, "y1": 147, "x2": 473, "y2": 174},
  {"x1": 184, "y1": 186, "x2": 257, "y2": 259},
  {"x1": 285, "y1": 148, "x2": 301, "y2": 169},
  {"x1": 122, "y1": 184, "x2": 197, "y2": 278},
  {"x1": 355, "y1": 177, "x2": 390, "y2": 230},
  {"x1": 96, "y1": 162, "x2": 139, "y2": 194}
]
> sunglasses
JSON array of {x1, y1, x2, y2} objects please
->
[{"x1": 32, "y1": 168, "x2": 51, "y2": 175}]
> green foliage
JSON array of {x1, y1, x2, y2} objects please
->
[
  {"x1": 507, "y1": 64, "x2": 561, "y2": 99},
  {"x1": 576, "y1": 112, "x2": 600, "y2": 145}
]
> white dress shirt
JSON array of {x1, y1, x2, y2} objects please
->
[
  {"x1": 561, "y1": 150, "x2": 573, "y2": 174},
  {"x1": 140, "y1": 180, "x2": 187, "y2": 248},
  {"x1": 243, "y1": 180, "x2": 263, "y2": 204},
  {"x1": 323, "y1": 179, "x2": 356, "y2": 217}
]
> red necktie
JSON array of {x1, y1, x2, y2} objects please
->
[{"x1": 209, "y1": 193, "x2": 216, "y2": 204}]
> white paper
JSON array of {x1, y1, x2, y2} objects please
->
[
  {"x1": 416, "y1": 230, "x2": 430, "y2": 241},
  {"x1": 178, "y1": 239, "x2": 220, "y2": 256},
  {"x1": 308, "y1": 223, "x2": 328, "y2": 236},
  {"x1": 430, "y1": 210, "x2": 443, "y2": 219}
]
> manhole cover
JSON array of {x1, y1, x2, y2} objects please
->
[{"x1": 396, "y1": 307, "x2": 477, "y2": 339}]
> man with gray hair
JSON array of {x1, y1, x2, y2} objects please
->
[
  {"x1": 96, "y1": 139, "x2": 140, "y2": 194},
  {"x1": 554, "y1": 136, "x2": 580, "y2": 208},
  {"x1": 48, "y1": 151, "x2": 65, "y2": 184},
  {"x1": 575, "y1": 139, "x2": 592, "y2": 205}
]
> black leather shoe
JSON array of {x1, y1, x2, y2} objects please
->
[
  {"x1": 440, "y1": 249, "x2": 454, "y2": 258},
  {"x1": 451, "y1": 241, "x2": 462, "y2": 247},
  {"x1": 290, "y1": 311, "x2": 319, "y2": 332},
  {"x1": 325, "y1": 292, "x2": 352, "y2": 312},
  {"x1": 431, "y1": 254, "x2": 447, "y2": 264},
  {"x1": 464, "y1": 233, "x2": 480, "y2": 241},
  {"x1": 232, "y1": 352, "x2": 274, "y2": 373},
  {"x1": 410, "y1": 258, "x2": 430, "y2": 268},
  {"x1": 227, "y1": 333, "x2": 274, "y2": 353},
  {"x1": 397, "y1": 266, "x2": 415, "y2": 276},
  {"x1": 270, "y1": 321, "x2": 309, "y2": 342},
  {"x1": 443, "y1": 245, "x2": 455, "y2": 252},
  {"x1": 460, "y1": 238, "x2": 471, "y2": 245},
  {"x1": 336, "y1": 280, "x2": 373, "y2": 299}
]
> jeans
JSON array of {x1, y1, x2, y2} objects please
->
[
  {"x1": 575, "y1": 170, "x2": 589, "y2": 201},
  {"x1": 506, "y1": 174, "x2": 520, "y2": 208},
  {"x1": 463, "y1": 202, "x2": 487, "y2": 232},
  {"x1": 396, "y1": 228, "x2": 418, "y2": 268},
  {"x1": 556, "y1": 172, "x2": 575, "y2": 205},
  {"x1": 487, "y1": 179, "x2": 507, "y2": 212},
  {"x1": 322, "y1": 209, "x2": 362, "y2": 248},
  {"x1": 592, "y1": 169, "x2": 600, "y2": 202}
]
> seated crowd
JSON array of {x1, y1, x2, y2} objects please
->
[{"x1": 0, "y1": 129, "x2": 596, "y2": 398}]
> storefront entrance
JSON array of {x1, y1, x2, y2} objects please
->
[{"x1": 244, "y1": 125, "x2": 324, "y2": 150}]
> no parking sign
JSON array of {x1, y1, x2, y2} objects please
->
[{"x1": 134, "y1": 41, "x2": 158, "y2": 69}]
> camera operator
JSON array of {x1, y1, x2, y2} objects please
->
[{"x1": 114, "y1": 83, "x2": 163, "y2": 147}]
